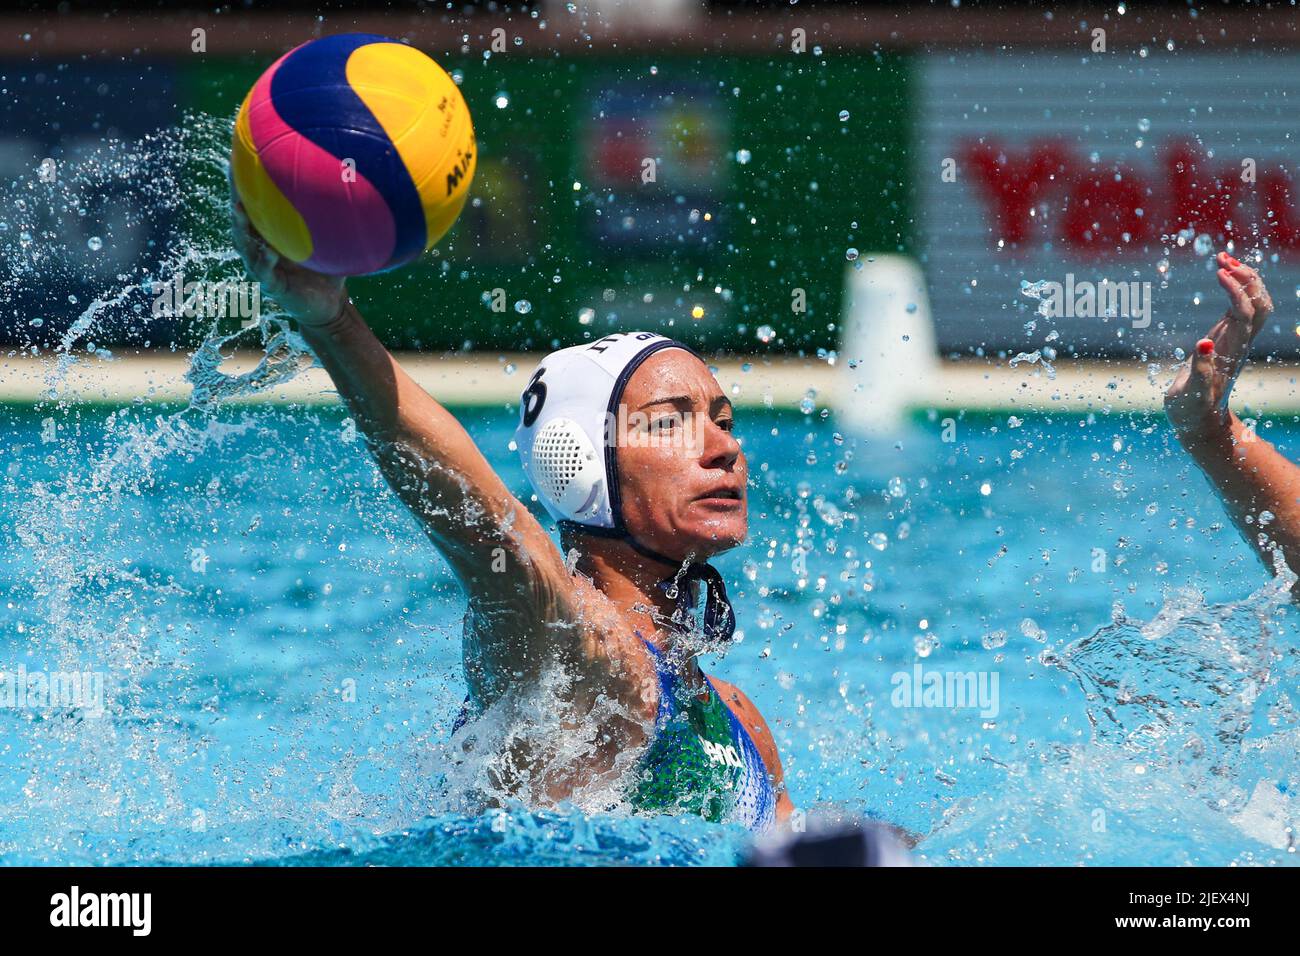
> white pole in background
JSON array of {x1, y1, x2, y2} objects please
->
[{"x1": 837, "y1": 254, "x2": 939, "y2": 435}]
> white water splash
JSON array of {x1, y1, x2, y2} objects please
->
[
  {"x1": 924, "y1": 567, "x2": 1300, "y2": 865},
  {"x1": 0, "y1": 114, "x2": 333, "y2": 859}
]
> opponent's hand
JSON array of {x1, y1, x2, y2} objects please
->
[
  {"x1": 231, "y1": 199, "x2": 348, "y2": 327},
  {"x1": 1164, "y1": 251, "x2": 1274, "y2": 440}
]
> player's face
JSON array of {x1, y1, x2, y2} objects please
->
[{"x1": 615, "y1": 350, "x2": 748, "y2": 561}]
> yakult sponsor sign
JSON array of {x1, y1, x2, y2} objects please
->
[{"x1": 916, "y1": 52, "x2": 1300, "y2": 356}]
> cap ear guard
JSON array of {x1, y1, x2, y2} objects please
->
[{"x1": 526, "y1": 417, "x2": 605, "y2": 522}]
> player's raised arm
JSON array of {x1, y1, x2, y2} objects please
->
[
  {"x1": 231, "y1": 202, "x2": 571, "y2": 612},
  {"x1": 1164, "y1": 251, "x2": 1300, "y2": 585}
]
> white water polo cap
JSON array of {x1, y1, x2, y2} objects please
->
[{"x1": 515, "y1": 331, "x2": 700, "y2": 532}]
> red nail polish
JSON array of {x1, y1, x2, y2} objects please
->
[
  {"x1": 1197, "y1": 338, "x2": 1215, "y2": 355},
  {"x1": 1228, "y1": 256, "x2": 1242, "y2": 267}
]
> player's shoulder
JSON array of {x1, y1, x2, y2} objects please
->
[
  {"x1": 708, "y1": 676, "x2": 769, "y2": 739},
  {"x1": 709, "y1": 675, "x2": 749, "y2": 708}
]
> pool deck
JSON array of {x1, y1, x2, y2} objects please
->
[{"x1": 2, "y1": 351, "x2": 1299, "y2": 416}]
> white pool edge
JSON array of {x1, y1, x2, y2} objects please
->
[{"x1": 2, "y1": 351, "x2": 1299, "y2": 415}]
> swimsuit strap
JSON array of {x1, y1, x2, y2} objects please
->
[{"x1": 637, "y1": 634, "x2": 677, "y2": 726}]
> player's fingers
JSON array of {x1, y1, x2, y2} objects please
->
[
  {"x1": 1189, "y1": 337, "x2": 1219, "y2": 396},
  {"x1": 1217, "y1": 268, "x2": 1254, "y2": 318},
  {"x1": 1243, "y1": 273, "x2": 1273, "y2": 321},
  {"x1": 1200, "y1": 314, "x2": 1230, "y2": 349},
  {"x1": 231, "y1": 201, "x2": 266, "y2": 249},
  {"x1": 230, "y1": 212, "x2": 258, "y2": 260},
  {"x1": 230, "y1": 205, "x2": 253, "y2": 252},
  {"x1": 1220, "y1": 253, "x2": 1273, "y2": 314},
  {"x1": 232, "y1": 218, "x2": 279, "y2": 281},
  {"x1": 1220, "y1": 253, "x2": 1256, "y2": 286},
  {"x1": 230, "y1": 214, "x2": 254, "y2": 262}
]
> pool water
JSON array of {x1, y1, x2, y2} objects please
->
[{"x1": 3, "y1": 380, "x2": 1299, "y2": 866}]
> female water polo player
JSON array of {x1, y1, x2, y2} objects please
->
[
  {"x1": 1164, "y1": 252, "x2": 1298, "y2": 583},
  {"x1": 231, "y1": 203, "x2": 794, "y2": 831}
]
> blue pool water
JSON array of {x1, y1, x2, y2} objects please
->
[{"x1": 3, "y1": 381, "x2": 1300, "y2": 865}]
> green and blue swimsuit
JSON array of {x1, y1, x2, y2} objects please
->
[{"x1": 626, "y1": 638, "x2": 776, "y2": 831}]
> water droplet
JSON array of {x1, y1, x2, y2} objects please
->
[
  {"x1": 1137, "y1": 117, "x2": 1151, "y2": 133},
  {"x1": 578, "y1": 307, "x2": 595, "y2": 325},
  {"x1": 87, "y1": 236, "x2": 103, "y2": 251},
  {"x1": 1019, "y1": 618, "x2": 1047, "y2": 642},
  {"x1": 513, "y1": 299, "x2": 531, "y2": 314},
  {"x1": 735, "y1": 149, "x2": 752, "y2": 165},
  {"x1": 494, "y1": 92, "x2": 510, "y2": 109},
  {"x1": 756, "y1": 324, "x2": 775, "y2": 343},
  {"x1": 1193, "y1": 233, "x2": 1213, "y2": 256},
  {"x1": 845, "y1": 247, "x2": 859, "y2": 261},
  {"x1": 981, "y1": 629, "x2": 1007, "y2": 650},
  {"x1": 838, "y1": 109, "x2": 850, "y2": 122}
]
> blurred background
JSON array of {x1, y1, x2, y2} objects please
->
[{"x1": 1, "y1": 0, "x2": 1298, "y2": 357}]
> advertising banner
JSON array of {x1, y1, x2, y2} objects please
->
[{"x1": 915, "y1": 50, "x2": 1300, "y2": 357}]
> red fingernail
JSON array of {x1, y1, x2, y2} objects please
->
[
  {"x1": 1197, "y1": 338, "x2": 1215, "y2": 355},
  {"x1": 1228, "y1": 256, "x2": 1242, "y2": 267}
]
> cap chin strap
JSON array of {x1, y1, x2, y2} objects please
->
[
  {"x1": 657, "y1": 561, "x2": 736, "y2": 647},
  {"x1": 557, "y1": 520, "x2": 736, "y2": 644}
]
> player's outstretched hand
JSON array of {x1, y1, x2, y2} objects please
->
[{"x1": 231, "y1": 198, "x2": 348, "y2": 328}]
